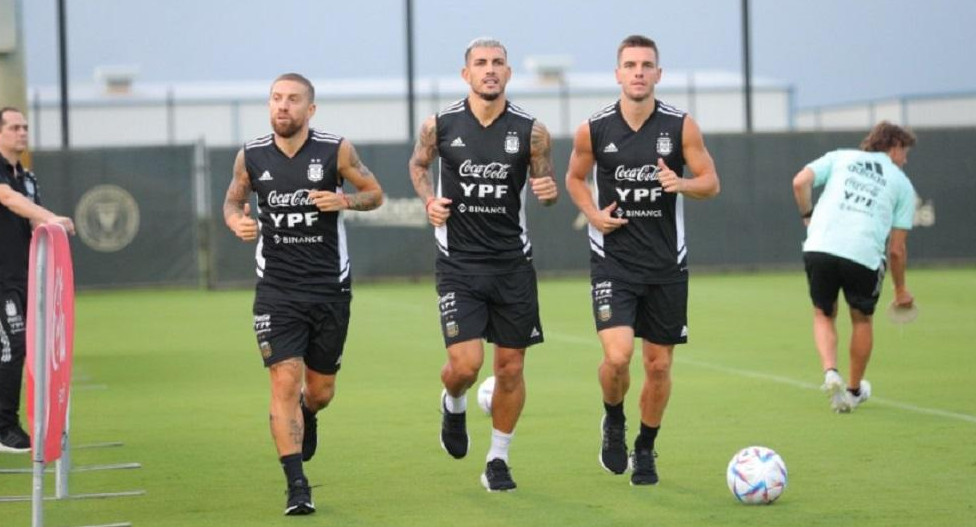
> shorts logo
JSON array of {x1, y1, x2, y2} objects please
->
[
  {"x1": 445, "y1": 320, "x2": 459, "y2": 338},
  {"x1": 308, "y1": 159, "x2": 324, "y2": 182},
  {"x1": 598, "y1": 304, "x2": 612, "y2": 322},
  {"x1": 656, "y1": 136, "x2": 673, "y2": 156},
  {"x1": 504, "y1": 132, "x2": 519, "y2": 154},
  {"x1": 259, "y1": 341, "x2": 273, "y2": 359},
  {"x1": 4, "y1": 300, "x2": 16, "y2": 318},
  {"x1": 680, "y1": 325, "x2": 689, "y2": 338}
]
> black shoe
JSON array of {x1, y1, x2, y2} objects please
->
[
  {"x1": 439, "y1": 390, "x2": 468, "y2": 459},
  {"x1": 599, "y1": 416, "x2": 628, "y2": 474},
  {"x1": 630, "y1": 448, "x2": 659, "y2": 486},
  {"x1": 480, "y1": 458, "x2": 517, "y2": 492},
  {"x1": 284, "y1": 477, "x2": 315, "y2": 516},
  {"x1": 0, "y1": 425, "x2": 30, "y2": 454},
  {"x1": 301, "y1": 400, "x2": 318, "y2": 462}
]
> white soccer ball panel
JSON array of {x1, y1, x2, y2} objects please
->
[
  {"x1": 726, "y1": 446, "x2": 788, "y2": 505},
  {"x1": 476, "y1": 376, "x2": 495, "y2": 416}
]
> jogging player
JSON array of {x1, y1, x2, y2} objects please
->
[
  {"x1": 224, "y1": 74, "x2": 383, "y2": 515},
  {"x1": 792, "y1": 121, "x2": 917, "y2": 413},
  {"x1": 564, "y1": 35, "x2": 720, "y2": 486},
  {"x1": 407, "y1": 37, "x2": 558, "y2": 492}
]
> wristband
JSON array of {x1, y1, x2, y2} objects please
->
[{"x1": 801, "y1": 210, "x2": 813, "y2": 219}]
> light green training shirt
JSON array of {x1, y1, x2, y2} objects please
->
[{"x1": 803, "y1": 149, "x2": 916, "y2": 270}]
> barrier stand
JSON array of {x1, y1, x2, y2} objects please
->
[{"x1": 0, "y1": 225, "x2": 143, "y2": 526}]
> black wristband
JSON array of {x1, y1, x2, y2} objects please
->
[{"x1": 801, "y1": 210, "x2": 813, "y2": 219}]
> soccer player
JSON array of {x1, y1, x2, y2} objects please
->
[
  {"x1": 223, "y1": 74, "x2": 383, "y2": 515},
  {"x1": 792, "y1": 121, "x2": 917, "y2": 413},
  {"x1": 564, "y1": 35, "x2": 720, "y2": 486},
  {"x1": 407, "y1": 37, "x2": 558, "y2": 492},
  {"x1": 0, "y1": 107, "x2": 75, "y2": 453}
]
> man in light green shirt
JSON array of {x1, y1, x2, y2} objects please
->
[{"x1": 792, "y1": 121, "x2": 917, "y2": 413}]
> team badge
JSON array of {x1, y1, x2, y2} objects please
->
[
  {"x1": 307, "y1": 158, "x2": 324, "y2": 182},
  {"x1": 656, "y1": 136, "x2": 673, "y2": 156},
  {"x1": 598, "y1": 304, "x2": 612, "y2": 322},
  {"x1": 504, "y1": 132, "x2": 519, "y2": 154},
  {"x1": 259, "y1": 341, "x2": 273, "y2": 359},
  {"x1": 5, "y1": 300, "x2": 17, "y2": 318},
  {"x1": 446, "y1": 321, "x2": 459, "y2": 338}
]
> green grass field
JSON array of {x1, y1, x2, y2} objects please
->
[{"x1": 2, "y1": 268, "x2": 974, "y2": 526}]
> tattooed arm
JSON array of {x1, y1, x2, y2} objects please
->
[
  {"x1": 408, "y1": 116, "x2": 451, "y2": 227},
  {"x1": 223, "y1": 148, "x2": 258, "y2": 241},
  {"x1": 310, "y1": 140, "x2": 384, "y2": 212},
  {"x1": 528, "y1": 120, "x2": 558, "y2": 206}
]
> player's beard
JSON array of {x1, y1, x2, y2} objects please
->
[
  {"x1": 272, "y1": 116, "x2": 304, "y2": 138},
  {"x1": 474, "y1": 90, "x2": 501, "y2": 102}
]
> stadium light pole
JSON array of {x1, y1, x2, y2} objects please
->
[
  {"x1": 741, "y1": 0, "x2": 753, "y2": 133},
  {"x1": 56, "y1": 0, "x2": 70, "y2": 148},
  {"x1": 405, "y1": 0, "x2": 416, "y2": 142}
]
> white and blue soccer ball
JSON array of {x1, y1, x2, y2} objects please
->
[
  {"x1": 476, "y1": 376, "x2": 495, "y2": 416},
  {"x1": 726, "y1": 446, "x2": 788, "y2": 505}
]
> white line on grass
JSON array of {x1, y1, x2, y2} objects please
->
[{"x1": 545, "y1": 331, "x2": 976, "y2": 424}]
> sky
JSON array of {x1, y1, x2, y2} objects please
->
[{"x1": 18, "y1": 0, "x2": 976, "y2": 109}]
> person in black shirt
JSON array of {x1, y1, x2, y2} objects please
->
[
  {"x1": 0, "y1": 107, "x2": 75, "y2": 453},
  {"x1": 223, "y1": 74, "x2": 383, "y2": 515},
  {"x1": 565, "y1": 35, "x2": 720, "y2": 486},
  {"x1": 408, "y1": 37, "x2": 558, "y2": 492}
]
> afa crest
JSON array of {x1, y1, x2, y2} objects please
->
[
  {"x1": 656, "y1": 136, "x2": 673, "y2": 156},
  {"x1": 504, "y1": 132, "x2": 520, "y2": 154},
  {"x1": 307, "y1": 158, "x2": 324, "y2": 182}
]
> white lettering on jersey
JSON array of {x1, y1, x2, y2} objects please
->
[
  {"x1": 267, "y1": 189, "x2": 315, "y2": 208},
  {"x1": 614, "y1": 164, "x2": 660, "y2": 182},
  {"x1": 458, "y1": 160, "x2": 510, "y2": 180},
  {"x1": 270, "y1": 211, "x2": 320, "y2": 228},
  {"x1": 460, "y1": 181, "x2": 509, "y2": 199}
]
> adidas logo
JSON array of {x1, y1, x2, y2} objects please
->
[
  {"x1": 450, "y1": 137, "x2": 466, "y2": 148},
  {"x1": 603, "y1": 143, "x2": 618, "y2": 153},
  {"x1": 259, "y1": 170, "x2": 273, "y2": 181},
  {"x1": 530, "y1": 327, "x2": 541, "y2": 338},
  {"x1": 680, "y1": 325, "x2": 689, "y2": 338}
]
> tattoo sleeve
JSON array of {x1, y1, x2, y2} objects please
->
[
  {"x1": 408, "y1": 118, "x2": 438, "y2": 200},
  {"x1": 343, "y1": 142, "x2": 383, "y2": 211},
  {"x1": 223, "y1": 149, "x2": 252, "y2": 223},
  {"x1": 529, "y1": 121, "x2": 555, "y2": 181}
]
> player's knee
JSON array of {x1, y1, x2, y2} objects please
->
[
  {"x1": 643, "y1": 355, "x2": 671, "y2": 379},
  {"x1": 305, "y1": 386, "x2": 334, "y2": 410},
  {"x1": 602, "y1": 353, "x2": 631, "y2": 376}
]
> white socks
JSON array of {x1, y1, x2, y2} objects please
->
[
  {"x1": 486, "y1": 428, "x2": 514, "y2": 463},
  {"x1": 443, "y1": 390, "x2": 467, "y2": 413}
]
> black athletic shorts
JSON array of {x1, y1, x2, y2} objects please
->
[
  {"x1": 252, "y1": 294, "x2": 350, "y2": 374},
  {"x1": 803, "y1": 251, "x2": 885, "y2": 317},
  {"x1": 435, "y1": 268, "x2": 543, "y2": 349},
  {"x1": 591, "y1": 277, "x2": 688, "y2": 345}
]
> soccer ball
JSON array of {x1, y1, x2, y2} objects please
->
[
  {"x1": 726, "y1": 446, "x2": 788, "y2": 505},
  {"x1": 476, "y1": 376, "x2": 495, "y2": 416}
]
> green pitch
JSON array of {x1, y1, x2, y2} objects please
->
[{"x1": 1, "y1": 268, "x2": 974, "y2": 526}]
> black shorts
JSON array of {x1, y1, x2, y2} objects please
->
[
  {"x1": 803, "y1": 251, "x2": 885, "y2": 317},
  {"x1": 591, "y1": 277, "x2": 688, "y2": 345},
  {"x1": 252, "y1": 295, "x2": 350, "y2": 374},
  {"x1": 436, "y1": 268, "x2": 544, "y2": 349}
]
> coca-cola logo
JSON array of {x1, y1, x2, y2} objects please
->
[
  {"x1": 614, "y1": 164, "x2": 659, "y2": 182},
  {"x1": 267, "y1": 189, "x2": 315, "y2": 208},
  {"x1": 459, "y1": 160, "x2": 510, "y2": 180}
]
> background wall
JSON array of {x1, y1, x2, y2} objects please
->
[{"x1": 31, "y1": 128, "x2": 972, "y2": 289}]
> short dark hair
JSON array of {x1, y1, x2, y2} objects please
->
[
  {"x1": 272, "y1": 73, "x2": 315, "y2": 102},
  {"x1": 617, "y1": 35, "x2": 659, "y2": 65},
  {"x1": 0, "y1": 106, "x2": 23, "y2": 128},
  {"x1": 860, "y1": 121, "x2": 917, "y2": 152},
  {"x1": 464, "y1": 37, "x2": 507, "y2": 64}
]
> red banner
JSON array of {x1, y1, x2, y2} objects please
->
[{"x1": 26, "y1": 224, "x2": 75, "y2": 463}]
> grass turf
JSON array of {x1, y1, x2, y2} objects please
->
[{"x1": 1, "y1": 267, "x2": 974, "y2": 526}]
